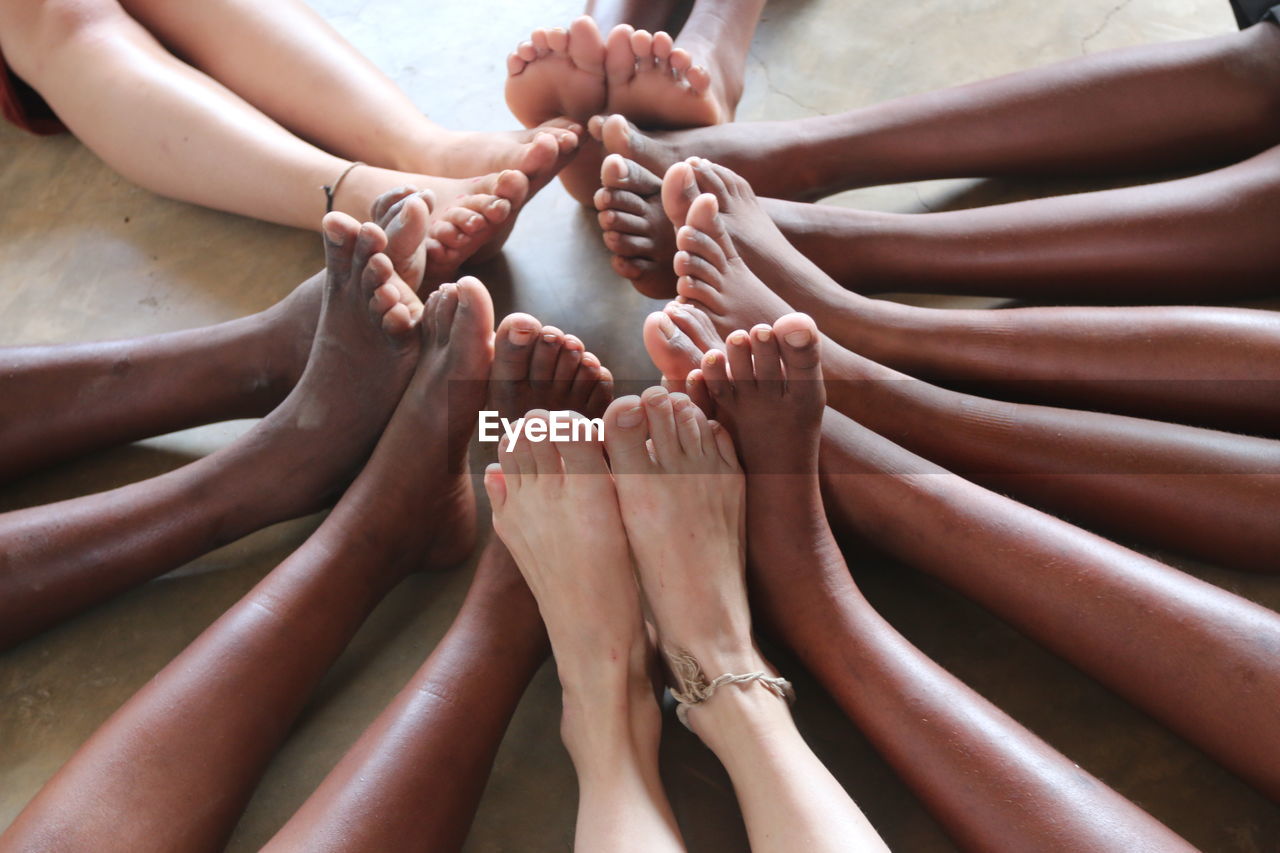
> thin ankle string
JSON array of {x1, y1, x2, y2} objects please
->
[
  {"x1": 666, "y1": 648, "x2": 795, "y2": 729},
  {"x1": 323, "y1": 161, "x2": 365, "y2": 214}
]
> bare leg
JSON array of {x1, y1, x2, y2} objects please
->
[
  {"x1": 689, "y1": 313, "x2": 1195, "y2": 852},
  {"x1": 593, "y1": 23, "x2": 1280, "y2": 200},
  {"x1": 0, "y1": 186, "x2": 527, "y2": 481},
  {"x1": 0, "y1": 0, "x2": 573, "y2": 229},
  {"x1": 0, "y1": 215, "x2": 426, "y2": 647},
  {"x1": 264, "y1": 312, "x2": 614, "y2": 853},
  {"x1": 113, "y1": 0, "x2": 581, "y2": 178},
  {"x1": 601, "y1": 390, "x2": 886, "y2": 851},
  {"x1": 0, "y1": 276, "x2": 494, "y2": 853},
  {"x1": 646, "y1": 301, "x2": 1280, "y2": 574},
  {"x1": 487, "y1": 412, "x2": 683, "y2": 851},
  {"x1": 649, "y1": 158, "x2": 1280, "y2": 433}
]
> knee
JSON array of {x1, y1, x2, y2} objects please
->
[{"x1": 1, "y1": 0, "x2": 126, "y2": 79}]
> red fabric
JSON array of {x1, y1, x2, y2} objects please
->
[{"x1": 0, "y1": 44, "x2": 66, "y2": 135}]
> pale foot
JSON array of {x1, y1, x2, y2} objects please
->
[
  {"x1": 485, "y1": 412, "x2": 659, "y2": 766},
  {"x1": 603, "y1": 385, "x2": 769, "y2": 683}
]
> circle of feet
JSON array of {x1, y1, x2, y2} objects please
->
[{"x1": 4, "y1": 7, "x2": 1279, "y2": 853}]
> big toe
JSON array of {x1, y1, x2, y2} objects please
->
[
  {"x1": 643, "y1": 311, "x2": 704, "y2": 390},
  {"x1": 661, "y1": 162, "x2": 700, "y2": 228},
  {"x1": 601, "y1": 153, "x2": 661, "y2": 195},
  {"x1": 556, "y1": 413, "x2": 611, "y2": 475},
  {"x1": 604, "y1": 395, "x2": 654, "y2": 474},
  {"x1": 493, "y1": 312, "x2": 542, "y2": 381}
]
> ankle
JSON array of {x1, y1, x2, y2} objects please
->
[
  {"x1": 683, "y1": 670, "x2": 797, "y2": 757},
  {"x1": 560, "y1": 665, "x2": 663, "y2": 772}
]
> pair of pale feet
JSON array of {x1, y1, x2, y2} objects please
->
[{"x1": 487, "y1": 304, "x2": 825, "y2": 786}]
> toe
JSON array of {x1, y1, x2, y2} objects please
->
[
  {"x1": 483, "y1": 463, "x2": 509, "y2": 509},
  {"x1": 568, "y1": 15, "x2": 607, "y2": 73},
  {"x1": 546, "y1": 26, "x2": 569, "y2": 53},
  {"x1": 700, "y1": 349, "x2": 733, "y2": 402},
  {"x1": 603, "y1": 230, "x2": 656, "y2": 256},
  {"x1": 686, "y1": 64, "x2": 713, "y2": 94},
  {"x1": 685, "y1": 193, "x2": 738, "y2": 264},
  {"x1": 667, "y1": 302, "x2": 724, "y2": 352},
  {"x1": 360, "y1": 252, "x2": 395, "y2": 300},
  {"x1": 321, "y1": 211, "x2": 361, "y2": 284},
  {"x1": 431, "y1": 282, "x2": 460, "y2": 344},
  {"x1": 669, "y1": 392, "x2": 704, "y2": 456},
  {"x1": 601, "y1": 154, "x2": 662, "y2": 195},
  {"x1": 604, "y1": 24, "x2": 638, "y2": 85},
  {"x1": 553, "y1": 335, "x2": 585, "y2": 388},
  {"x1": 594, "y1": 186, "x2": 651, "y2": 217},
  {"x1": 642, "y1": 310, "x2": 703, "y2": 390},
  {"x1": 597, "y1": 207, "x2": 652, "y2": 236},
  {"x1": 772, "y1": 313, "x2": 825, "y2": 406},
  {"x1": 603, "y1": 395, "x2": 655, "y2": 474},
  {"x1": 749, "y1": 324, "x2": 784, "y2": 387},
  {"x1": 524, "y1": 410, "x2": 564, "y2": 475},
  {"x1": 652, "y1": 31, "x2": 674, "y2": 61},
  {"x1": 585, "y1": 365, "x2": 615, "y2": 418},
  {"x1": 529, "y1": 325, "x2": 564, "y2": 386},
  {"x1": 639, "y1": 386, "x2": 682, "y2": 467},
  {"x1": 556, "y1": 412, "x2": 610, "y2": 474},
  {"x1": 661, "y1": 161, "x2": 700, "y2": 228},
  {"x1": 673, "y1": 247, "x2": 723, "y2": 284},
  {"x1": 725, "y1": 329, "x2": 755, "y2": 389},
  {"x1": 687, "y1": 368, "x2": 715, "y2": 416},
  {"x1": 370, "y1": 186, "x2": 417, "y2": 226},
  {"x1": 493, "y1": 312, "x2": 542, "y2": 382},
  {"x1": 451, "y1": 275, "x2": 495, "y2": 336},
  {"x1": 669, "y1": 48, "x2": 693, "y2": 73},
  {"x1": 675, "y1": 276, "x2": 726, "y2": 314}
]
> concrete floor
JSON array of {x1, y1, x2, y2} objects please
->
[{"x1": 2, "y1": 0, "x2": 1279, "y2": 850}]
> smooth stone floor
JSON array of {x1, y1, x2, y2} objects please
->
[{"x1": 2, "y1": 1, "x2": 1278, "y2": 850}]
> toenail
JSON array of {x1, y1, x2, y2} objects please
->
[
  {"x1": 322, "y1": 219, "x2": 344, "y2": 245},
  {"x1": 754, "y1": 326, "x2": 773, "y2": 342},
  {"x1": 671, "y1": 394, "x2": 691, "y2": 411},
  {"x1": 509, "y1": 325, "x2": 536, "y2": 344},
  {"x1": 658, "y1": 313, "x2": 677, "y2": 339},
  {"x1": 617, "y1": 405, "x2": 644, "y2": 428},
  {"x1": 729, "y1": 330, "x2": 750, "y2": 345},
  {"x1": 784, "y1": 328, "x2": 814, "y2": 347},
  {"x1": 542, "y1": 333, "x2": 559, "y2": 343},
  {"x1": 644, "y1": 389, "x2": 670, "y2": 407},
  {"x1": 456, "y1": 286, "x2": 471, "y2": 308},
  {"x1": 705, "y1": 351, "x2": 719, "y2": 365}
]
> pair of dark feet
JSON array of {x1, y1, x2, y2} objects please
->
[{"x1": 248, "y1": 197, "x2": 617, "y2": 575}]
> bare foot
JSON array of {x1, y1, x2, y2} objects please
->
[
  {"x1": 260, "y1": 213, "x2": 425, "y2": 516},
  {"x1": 663, "y1": 174, "x2": 794, "y2": 337},
  {"x1": 602, "y1": 26, "x2": 728, "y2": 129},
  {"x1": 603, "y1": 385, "x2": 773, "y2": 689},
  {"x1": 642, "y1": 301, "x2": 725, "y2": 392},
  {"x1": 485, "y1": 412, "x2": 661, "y2": 768},
  {"x1": 489, "y1": 313, "x2": 614, "y2": 421},
  {"x1": 505, "y1": 18, "x2": 608, "y2": 128},
  {"x1": 593, "y1": 154, "x2": 699, "y2": 298},
  {"x1": 417, "y1": 117, "x2": 583, "y2": 178},
  {"x1": 364, "y1": 276, "x2": 498, "y2": 571}
]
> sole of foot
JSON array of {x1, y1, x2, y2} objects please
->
[
  {"x1": 593, "y1": 153, "x2": 699, "y2": 298},
  {"x1": 506, "y1": 17, "x2": 608, "y2": 128},
  {"x1": 603, "y1": 25, "x2": 728, "y2": 129}
]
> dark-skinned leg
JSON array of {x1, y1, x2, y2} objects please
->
[
  {"x1": 662, "y1": 311, "x2": 1280, "y2": 798},
  {"x1": 659, "y1": 158, "x2": 1280, "y2": 432},
  {"x1": 646, "y1": 301, "x2": 1280, "y2": 574},
  {"x1": 691, "y1": 312, "x2": 1195, "y2": 853},
  {"x1": 0, "y1": 277, "x2": 493, "y2": 853},
  {"x1": 0, "y1": 214, "x2": 425, "y2": 648},
  {"x1": 593, "y1": 23, "x2": 1280, "y2": 200},
  {"x1": 262, "y1": 312, "x2": 614, "y2": 853}
]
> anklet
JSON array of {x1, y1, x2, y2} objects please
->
[
  {"x1": 666, "y1": 649, "x2": 795, "y2": 729},
  {"x1": 323, "y1": 161, "x2": 365, "y2": 214}
]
